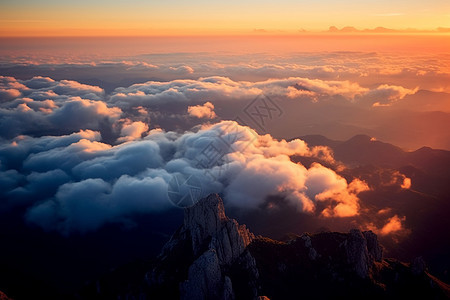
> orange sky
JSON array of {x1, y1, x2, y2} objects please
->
[
  {"x1": 1, "y1": 35, "x2": 449, "y2": 57},
  {"x1": 1, "y1": 0, "x2": 449, "y2": 37}
]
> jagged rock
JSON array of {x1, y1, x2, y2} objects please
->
[
  {"x1": 411, "y1": 256, "x2": 427, "y2": 275},
  {"x1": 363, "y1": 230, "x2": 383, "y2": 262},
  {"x1": 184, "y1": 194, "x2": 228, "y2": 254},
  {"x1": 184, "y1": 194, "x2": 254, "y2": 265},
  {"x1": 342, "y1": 230, "x2": 383, "y2": 278},
  {"x1": 150, "y1": 194, "x2": 254, "y2": 299},
  {"x1": 147, "y1": 226, "x2": 193, "y2": 288},
  {"x1": 142, "y1": 194, "x2": 449, "y2": 300},
  {"x1": 308, "y1": 247, "x2": 318, "y2": 260},
  {"x1": 229, "y1": 249, "x2": 260, "y2": 299},
  {"x1": 210, "y1": 219, "x2": 254, "y2": 265},
  {"x1": 158, "y1": 227, "x2": 191, "y2": 260},
  {"x1": 344, "y1": 229, "x2": 370, "y2": 278},
  {"x1": 180, "y1": 249, "x2": 234, "y2": 300},
  {"x1": 301, "y1": 234, "x2": 318, "y2": 260},
  {"x1": 301, "y1": 234, "x2": 312, "y2": 248},
  {"x1": 223, "y1": 276, "x2": 235, "y2": 300}
]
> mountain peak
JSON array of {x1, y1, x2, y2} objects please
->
[
  {"x1": 150, "y1": 194, "x2": 256, "y2": 299},
  {"x1": 182, "y1": 193, "x2": 254, "y2": 260},
  {"x1": 142, "y1": 194, "x2": 450, "y2": 299},
  {"x1": 346, "y1": 134, "x2": 373, "y2": 143},
  {"x1": 183, "y1": 193, "x2": 228, "y2": 243}
]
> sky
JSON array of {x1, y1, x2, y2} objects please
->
[{"x1": 1, "y1": 0, "x2": 450, "y2": 36}]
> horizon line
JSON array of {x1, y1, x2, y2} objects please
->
[{"x1": 1, "y1": 32, "x2": 450, "y2": 38}]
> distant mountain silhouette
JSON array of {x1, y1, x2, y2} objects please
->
[
  {"x1": 299, "y1": 134, "x2": 450, "y2": 175},
  {"x1": 288, "y1": 134, "x2": 450, "y2": 286}
]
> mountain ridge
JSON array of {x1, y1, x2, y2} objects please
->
[
  {"x1": 82, "y1": 194, "x2": 450, "y2": 299},
  {"x1": 297, "y1": 134, "x2": 450, "y2": 174}
]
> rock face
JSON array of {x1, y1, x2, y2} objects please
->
[
  {"x1": 340, "y1": 229, "x2": 384, "y2": 278},
  {"x1": 179, "y1": 249, "x2": 231, "y2": 299},
  {"x1": 149, "y1": 194, "x2": 256, "y2": 300},
  {"x1": 106, "y1": 193, "x2": 449, "y2": 300},
  {"x1": 411, "y1": 256, "x2": 427, "y2": 275},
  {"x1": 179, "y1": 194, "x2": 254, "y2": 300},
  {"x1": 184, "y1": 194, "x2": 228, "y2": 254},
  {"x1": 363, "y1": 230, "x2": 383, "y2": 262},
  {"x1": 344, "y1": 229, "x2": 372, "y2": 278},
  {"x1": 184, "y1": 194, "x2": 254, "y2": 265}
]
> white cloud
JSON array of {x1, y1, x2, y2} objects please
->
[
  {"x1": 1, "y1": 121, "x2": 369, "y2": 233},
  {"x1": 117, "y1": 120, "x2": 149, "y2": 142},
  {"x1": 0, "y1": 77, "x2": 120, "y2": 139},
  {"x1": 187, "y1": 101, "x2": 217, "y2": 119},
  {"x1": 369, "y1": 85, "x2": 418, "y2": 106}
]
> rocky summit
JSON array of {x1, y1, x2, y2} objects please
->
[
  {"x1": 83, "y1": 194, "x2": 450, "y2": 299},
  {"x1": 149, "y1": 194, "x2": 256, "y2": 299}
]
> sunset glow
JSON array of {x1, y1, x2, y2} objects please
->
[
  {"x1": 1, "y1": 1, "x2": 449, "y2": 299},
  {"x1": 1, "y1": 0, "x2": 450, "y2": 36}
]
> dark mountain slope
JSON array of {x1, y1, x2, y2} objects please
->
[{"x1": 81, "y1": 194, "x2": 450, "y2": 299}]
